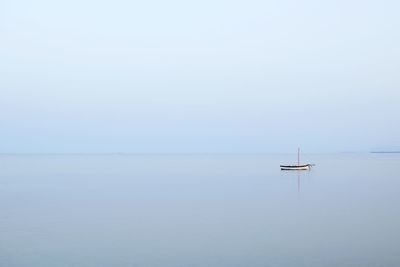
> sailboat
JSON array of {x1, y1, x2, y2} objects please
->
[{"x1": 280, "y1": 148, "x2": 313, "y2": 170}]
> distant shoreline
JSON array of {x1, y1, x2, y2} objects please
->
[{"x1": 370, "y1": 151, "x2": 400, "y2": 153}]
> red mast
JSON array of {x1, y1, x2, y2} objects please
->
[{"x1": 298, "y1": 147, "x2": 300, "y2": 166}]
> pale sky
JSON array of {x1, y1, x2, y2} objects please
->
[{"x1": 1, "y1": 0, "x2": 399, "y2": 153}]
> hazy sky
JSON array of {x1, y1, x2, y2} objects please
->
[{"x1": 1, "y1": 0, "x2": 399, "y2": 153}]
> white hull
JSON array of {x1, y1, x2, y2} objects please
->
[{"x1": 280, "y1": 164, "x2": 311, "y2": 170}]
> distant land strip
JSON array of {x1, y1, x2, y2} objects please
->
[{"x1": 370, "y1": 151, "x2": 400, "y2": 153}]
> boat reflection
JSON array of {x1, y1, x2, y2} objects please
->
[{"x1": 297, "y1": 171, "x2": 300, "y2": 192}]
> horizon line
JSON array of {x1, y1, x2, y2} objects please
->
[{"x1": 0, "y1": 151, "x2": 369, "y2": 155}]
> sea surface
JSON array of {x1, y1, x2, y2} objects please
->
[{"x1": 0, "y1": 153, "x2": 399, "y2": 267}]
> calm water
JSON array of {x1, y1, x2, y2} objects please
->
[{"x1": 0, "y1": 153, "x2": 399, "y2": 267}]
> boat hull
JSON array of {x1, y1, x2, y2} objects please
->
[{"x1": 280, "y1": 164, "x2": 311, "y2": 170}]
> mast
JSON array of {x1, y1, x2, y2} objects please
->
[{"x1": 298, "y1": 147, "x2": 300, "y2": 166}]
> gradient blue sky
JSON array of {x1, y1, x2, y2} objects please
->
[{"x1": 1, "y1": 0, "x2": 399, "y2": 153}]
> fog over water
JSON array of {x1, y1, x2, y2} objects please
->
[
  {"x1": 1, "y1": 0, "x2": 400, "y2": 266},
  {"x1": 1, "y1": 0, "x2": 400, "y2": 153}
]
